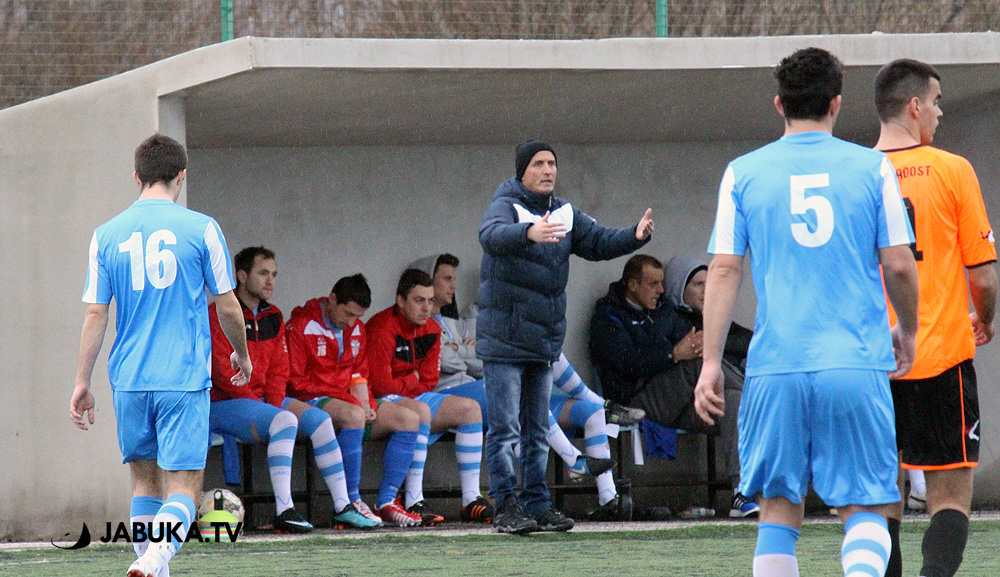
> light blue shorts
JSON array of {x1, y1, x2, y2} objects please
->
[
  {"x1": 380, "y1": 392, "x2": 448, "y2": 419},
  {"x1": 381, "y1": 392, "x2": 449, "y2": 444},
  {"x1": 738, "y1": 369, "x2": 900, "y2": 507},
  {"x1": 209, "y1": 398, "x2": 285, "y2": 443},
  {"x1": 414, "y1": 391, "x2": 447, "y2": 419},
  {"x1": 113, "y1": 389, "x2": 210, "y2": 470}
]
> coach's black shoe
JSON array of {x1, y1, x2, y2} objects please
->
[
  {"x1": 274, "y1": 508, "x2": 314, "y2": 533},
  {"x1": 535, "y1": 507, "x2": 575, "y2": 532},
  {"x1": 492, "y1": 496, "x2": 538, "y2": 535}
]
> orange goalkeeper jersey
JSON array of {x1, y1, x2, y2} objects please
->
[{"x1": 885, "y1": 145, "x2": 996, "y2": 379}]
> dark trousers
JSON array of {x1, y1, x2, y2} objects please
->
[{"x1": 630, "y1": 358, "x2": 744, "y2": 487}]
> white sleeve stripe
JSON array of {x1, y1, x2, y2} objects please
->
[
  {"x1": 204, "y1": 222, "x2": 233, "y2": 293},
  {"x1": 712, "y1": 166, "x2": 738, "y2": 254},
  {"x1": 82, "y1": 232, "x2": 100, "y2": 303},
  {"x1": 880, "y1": 157, "x2": 912, "y2": 246}
]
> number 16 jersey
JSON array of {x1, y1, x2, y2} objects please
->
[
  {"x1": 82, "y1": 198, "x2": 235, "y2": 391},
  {"x1": 708, "y1": 132, "x2": 913, "y2": 377}
]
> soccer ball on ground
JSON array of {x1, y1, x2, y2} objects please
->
[{"x1": 198, "y1": 488, "x2": 245, "y2": 541}]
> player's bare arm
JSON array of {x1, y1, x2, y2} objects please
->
[
  {"x1": 967, "y1": 262, "x2": 998, "y2": 345},
  {"x1": 694, "y1": 254, "x2": 743, "y2": 425},
  {"x1": 70, "y1": 303, "x2": 110, "y2": 430},
  {"x1": 879, "y1": 244, "x2": 919, "y2": 379},
  {"x1": 214, "y1": 290, "x2": 253, "y2": 385}
]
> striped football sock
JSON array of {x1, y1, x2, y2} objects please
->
[
  {"x1": 130, "y1": 495, "x2": 162, "y2": 558},
  {"x1": 337, "y1": 427, "x2": 364, "y2": 503},
  {"x1": 266, "y1": 410, "x2": 298, "y2": 515},
  {"x1": 842, "y1": 512, "x2": 890, "y2": 577},
  {"x1": 547, "y1": 411, "x2": 581, "y2": 467},
  {"x1": 754, "y1": 522, "x2": 800, "y2": 576},
  {"x1": 300, "y1": 407, "x2": 350, "y2": 512},
  {"x1": 377, "y1": 430, "x2": 417, "y2": 508},
  {"x1": 142, "y1": 494, "x2": 196, "y2": 571},
  {"x1": 405, "y1": 422, "x2": 431, "y2": 508},
  {"x1": 455, "y1": 421, "x2": 484, "y2": 506},
  {"x1": 552, "y1": 353, "x2": 605, "y2": 405}
]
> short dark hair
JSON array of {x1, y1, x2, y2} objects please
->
[
  {"x1": 775, "y1": 48, "x2": 843, "y2": 121},
  {"x1": 396, "y1": 268, "x2": 433, "y2": 299},
  {"x1": 332, "y1": 273, "x2": 371, "y2": 309},
  {"x1": 233, "y1": 246, "x2": 276, "y2": 288},
  {"x1": 434, "y1": 254, "x2": 460, "y2": 275},
  {"x1": 433, "y1": 254, "x2": 461, "y2": 318},
  {"x1": 875, "y1": 59, "x2": 941, "y2": 122},
  {"x1": 621, "y1": 254, "x2": 663, "y2": 285},
  {"x1": 134, "y1": 134, "x2": 188, "y2": 188}
]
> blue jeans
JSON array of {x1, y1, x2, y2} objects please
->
[{"x1": 483, "y1": 361, "x2": 553, "y2": 517}]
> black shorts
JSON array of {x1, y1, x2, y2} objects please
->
[{"x1": 891, "y1": 359, "x2": 979, "y2": 469}]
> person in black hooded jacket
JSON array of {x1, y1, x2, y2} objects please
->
[
  {"x1": 589, "y1": 253, "x2": 758, "y2": 518},
  {"x1": 664, "y1": 255, "x2": 753, "y2": 370}
]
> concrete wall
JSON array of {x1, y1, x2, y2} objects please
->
[
  {"x1": 0, "y1": 75, "x2": 185, "y2": 539},
  {"x1": 938, "y1": 90, "x2": 1000, "y2": 505}
]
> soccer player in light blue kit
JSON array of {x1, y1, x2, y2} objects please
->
[
  {"x1": 70, "y1": 134, "x2": 252, "y2": 577},
  {"x1": 693, "y1": 48, "x2": 920, "y2": 577}
]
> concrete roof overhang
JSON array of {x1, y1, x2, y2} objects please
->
[{"x1": 150, "y1": 34, "x2": 1000, "y2": 148}]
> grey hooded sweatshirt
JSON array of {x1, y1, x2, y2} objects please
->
[{"x1": 664, "y1": 255, "x2": 752, "y2": 368}]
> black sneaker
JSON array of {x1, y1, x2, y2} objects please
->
[
  {"x1": 587, "y1": 493, "x2": 633, "y2": 522},
  {"x1": 604, "y1": 400, "x2": 645, "y2": 427},
  {"x1": 274, "y1": 508, "x2": 314, "y2": 533},
  {"x1": 492, "y1": 496, "x2": 538, "y2": 535},
  {"x1": 461, "y1": 496, "x2": 495, "y2": 523},
  {"x1": 534, "y1": 507, "x2": 575, "y2": 532},
  {"x1": 407, "y1": 500, "x2": 445, "y2": 526},
  {"x1": 729, "y1": 492, "x2": 760, "y2": 518}
]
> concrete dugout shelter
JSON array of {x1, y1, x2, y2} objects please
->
[{"x1": 2, "y1": 33, "x2": 1000, "y2": 539}]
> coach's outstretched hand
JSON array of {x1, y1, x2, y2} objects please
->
[
  {"x1": 694, "y1": 363, "x2": 725, "y2": 426},
  {"x1": 636, "y1": 208, "x2": 654, "y2": 241},
  {"x1": 70, "y1": 383, "x2": 95, "y2": 430},
  {"x1": 527, "y1": 211, "x2": 567, "y2": 244}
]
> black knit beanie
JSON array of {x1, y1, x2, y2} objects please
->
[{"x1": 515, "y1": 140, "x2": 557, "y2": 182}]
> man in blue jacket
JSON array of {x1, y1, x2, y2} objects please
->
[{"x1": 477, "y1": 139, "x2": 654, "y2": 534}]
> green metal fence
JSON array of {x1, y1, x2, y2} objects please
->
[{"x1": 2, "y1": 0, "x2": 998, "y2": 110}]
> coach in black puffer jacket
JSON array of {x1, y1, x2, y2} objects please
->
[
  {"x1": 477, "y1": 139, "x2": 652, "y2": 530},
  {"x1": 476, "y1": 179, "x2": 647, "y2": 363}
]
